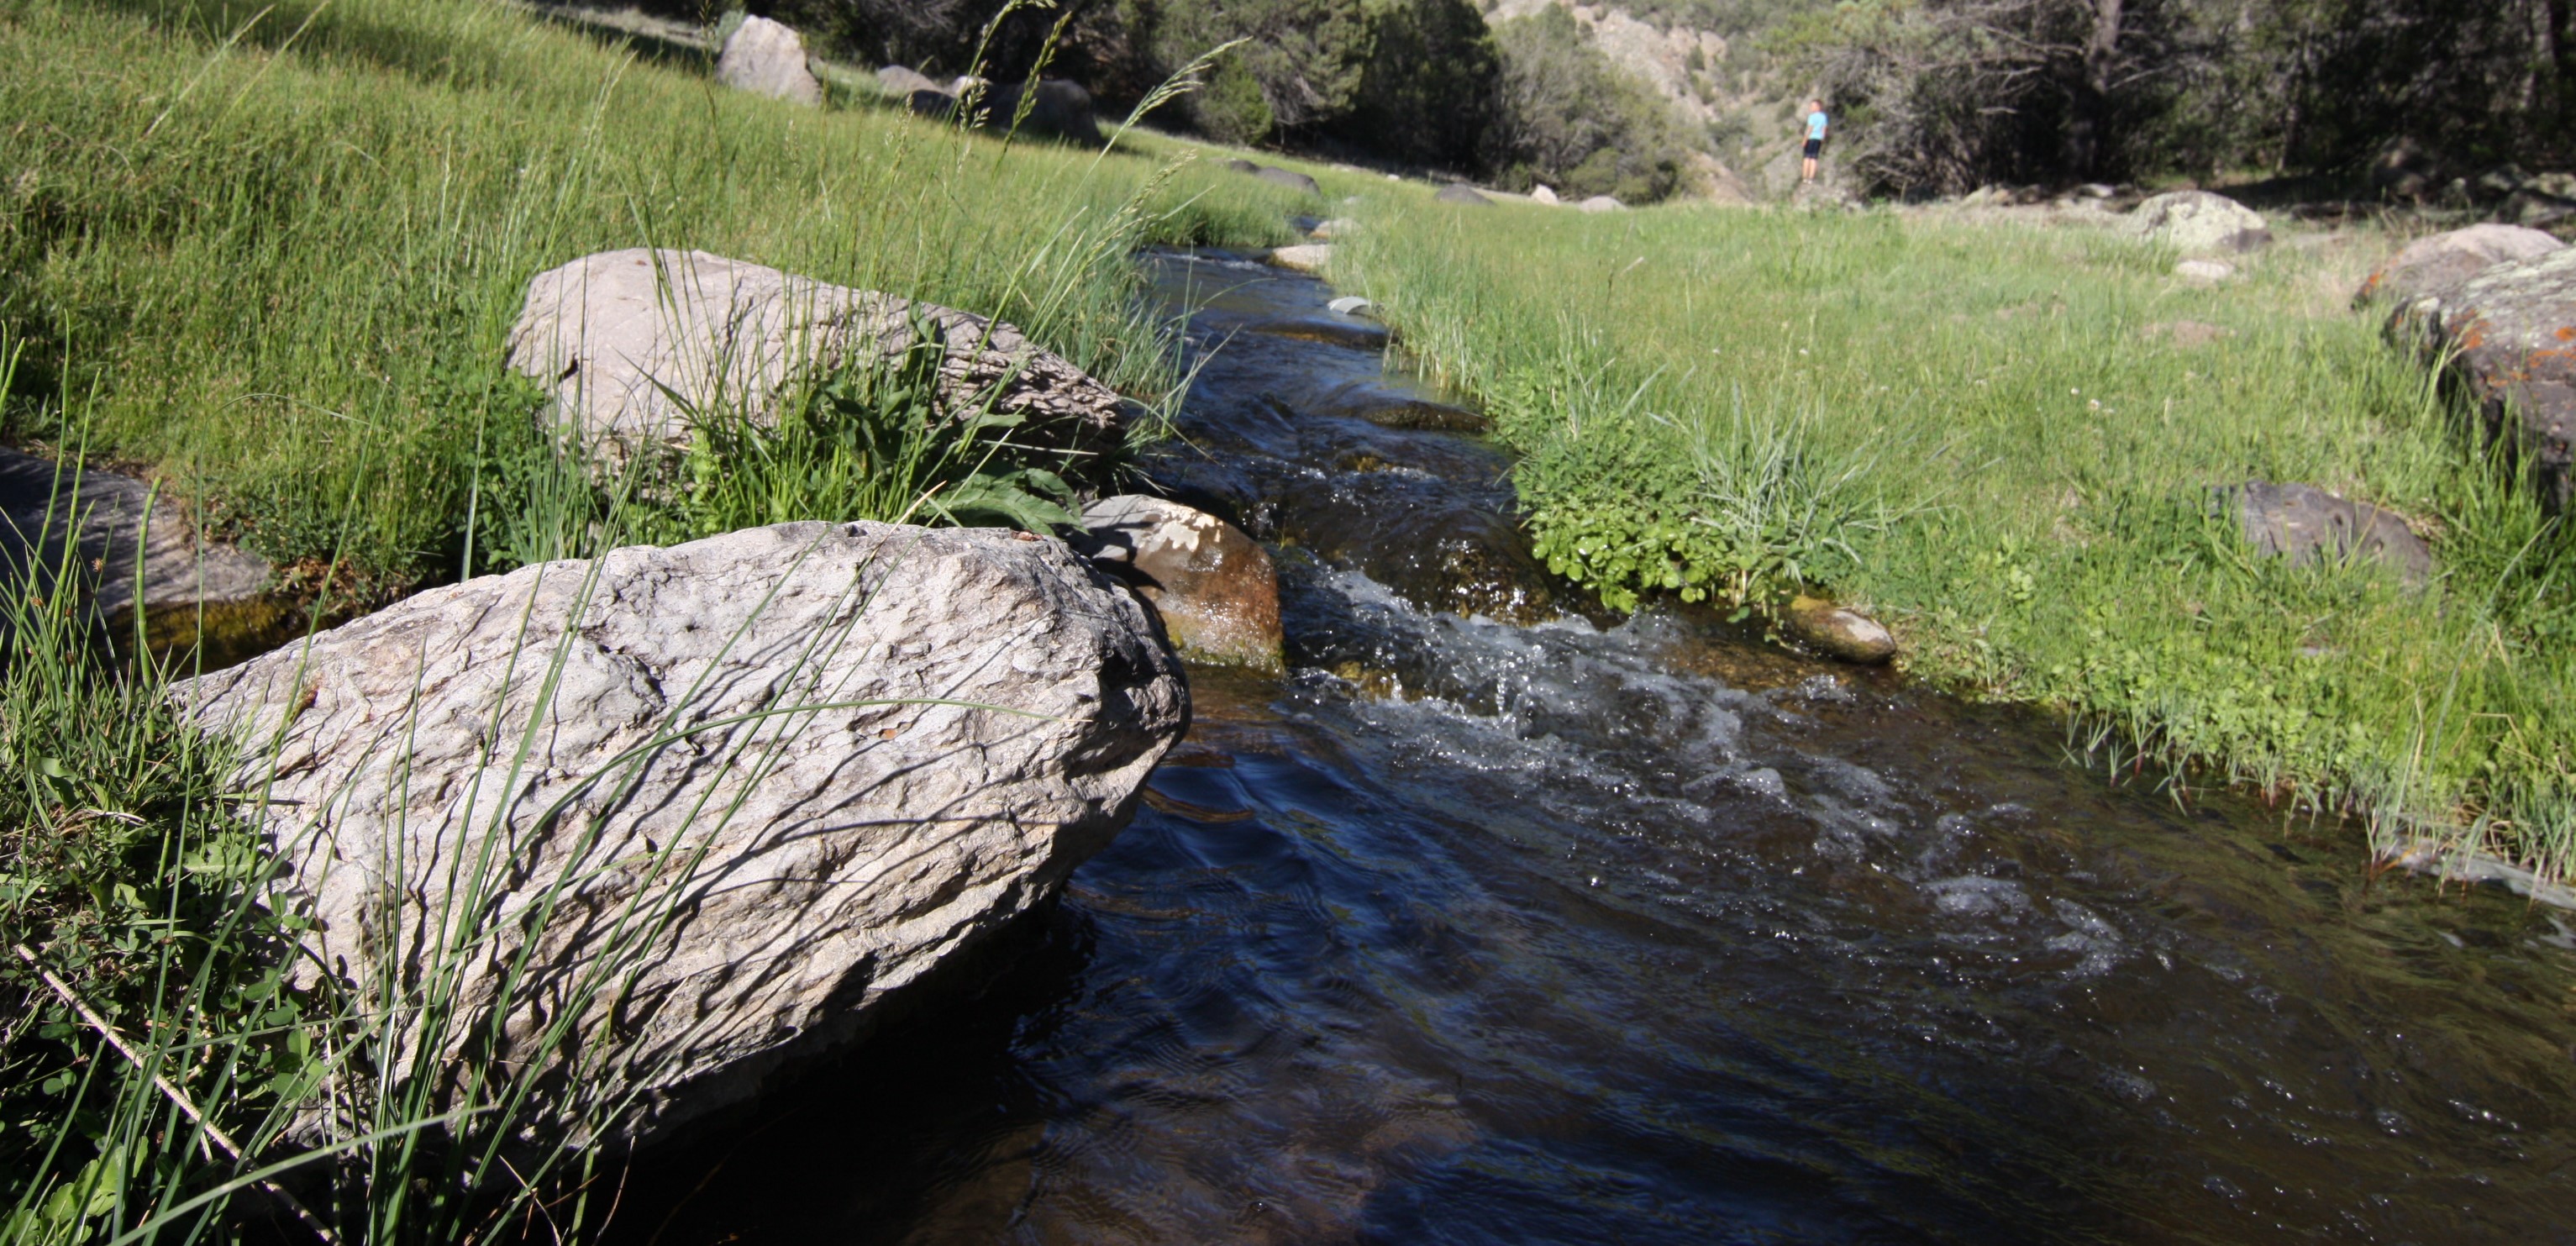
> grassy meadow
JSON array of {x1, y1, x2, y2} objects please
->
[
  {"x1": 0, "y1": 0, "x2": 1305, "y2": 595},
  {"x1": 1334, "y1": 197, "x2": 2576, "y2": 882},
  {"x1": 0, "y1": 0, "x2": 1302, "y2": 1238}
]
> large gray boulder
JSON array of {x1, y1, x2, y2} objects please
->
[
  {"x1": 2394, "y1": 246, "x2": 2576, "y2": 511},
  {"x1": 980, "y1": 79, "x2": 1103, "y2": 145},
  {"x1": 714, "y1": 16, "x2": 822, "y2": 107},
  {"x1": 1078, "y1": 496, "x2": 1281, "y2": 671},
  {"x1": 1253, "y1": 166, "x2": 1322, "y2": 197},
  {"x1": 178, "y1": 520, "x2": 1187, "y2": 1144},
  {"x1": 2127, "y1": 191, "x2": 2270, "y2": 254},
  {"x1": 0, "y1": 448, "x2": 269, "y2": 612},
  {"x1": 2357, "y1": 223, "x2": 2562, "y2": 307},
  {"x1": 506, "y1": 249, "x2": 1129, "y2": 463},
  {"x1": 2227, "y1": 481, "x2": 2431, "y2": 586}
]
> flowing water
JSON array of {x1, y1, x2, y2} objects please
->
[{"x1": 607, "y1": 250, "x2": 2576, "y2": 1245}]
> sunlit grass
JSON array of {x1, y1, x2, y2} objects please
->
[{"x1": 1338, "y1": 197, "x2": 2576, "y2": 880}]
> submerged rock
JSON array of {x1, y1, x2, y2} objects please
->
[
  {"x1": 507, "y1": 249, "x2": 1128, "y2": 464},
  {"x1": 2356, "y1": 223, "x2": 2562, "y2": 308},
  {"x1": 1780, "y1": 596, "x2": 1896, "y2": 665},
  {"x1": 715, "y1": 16, "x2": 822, "y2": 106},
  {"x1": 2226, "y1": 481, "x2": 2432, "y2": 586},
  {"x1": 2391, "y1": 246, "x2": 2576, "y2": 511},
  {"x1": 0, "y1": 447, "x2": 269, "y2": 612},
  {"x1": 1078, "y1": 495, "x2": 1283, "y2": 671},
  {"x1": 178, "y1": 521, "x2": 1186, "y2": 1144},
  {"x1": 2127, "y1": 191, "x2": 2270, "y2": 254}
]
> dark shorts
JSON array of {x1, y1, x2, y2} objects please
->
[{"x1": 1803, "y1": 138, "x2": 1823, "y2": 159}]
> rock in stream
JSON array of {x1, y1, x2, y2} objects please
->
[{"x1": 178, "y1": 520, "x2": 1187, "y2": 1144}]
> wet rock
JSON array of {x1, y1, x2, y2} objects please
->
[
  {"x1": 1780, "y1": 596, "x2": 1896, "y2": 664},
  {"x1": 1078, "y1": 495, "x2": 1283, "y2": 671},
  {"x1": 506, "y1": 249, "x2": 1128, "y2": 465},
  {"x1": 2356, "y1": 223, "x2": 2561, "y2": 307},
  {"x1": 1310, "y1": 381, "x2": 1486, "y2": 432},
  {"x1": 1578, "y1": 195, "x2": 1627, "y2": 213},
  {"x1": 1326, "y1": 295, "x2": 1373, "y2": 315},
  {"x1": 1532, "y1": 185, "x2": 1559, "y2": 205},
  {"x1": 1243, "y1": 316, "x2": 1390, "y2": 352},
  {"x1": 2393, "y1": 246, "x2": 2576, "y2": 510},
  {"x1": 177, "y1": 521, "x2": 1185, "y2": 1145},
  {"x1": 715, "y1": 16, "x2": 822, "y2": 106},
  {"x1": 0, "y1": 447, "x2": 270, "y2": 612},
  {"x1": 2174, "y1": 259, "x2": 2234, "y2": 282},
  {"x1": 1267, "y1": 244, "x2": 1332, "y2": 275},
  {"x1": 1254, "y1": 166, "x2": 1322, "y2": 197},
  {"x1": 1435, "y1": 185, "x2": 1491, "y2": 207},
  {"x1": 2226, "y1": 481, "x2": 2431, "y2": 585},
  {"x1": 2128, "y1": 191, "x2": 2270, "y2": 254}
]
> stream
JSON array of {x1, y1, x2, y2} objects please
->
[{"x1": 603, "y1": 250, "x2": 2576, "y2": 1244}]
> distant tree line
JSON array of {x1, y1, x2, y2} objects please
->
[
  {"x1": 718, "y1": 0, "x2": 1702, "y2": 201},
  {"x1": 1781, "y1": 0, "x2": 2575, "y2": 195}
]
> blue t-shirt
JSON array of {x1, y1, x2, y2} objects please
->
[{"x1": 1806, "y1": 111, "x2": 1829, "y2": 141}]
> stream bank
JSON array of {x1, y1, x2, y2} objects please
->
[{"x1": 592, "y1": 250, "x2": 2576, "y2": 1244}]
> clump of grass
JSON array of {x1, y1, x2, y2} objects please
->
[
  {"x1": 0, "y1": 0, "x2": 1301, "y2": 594},
  {"x1": 1338, "y1": 196, "x2": 2576, "y2": 879}
]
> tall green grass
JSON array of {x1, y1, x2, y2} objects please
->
[
  {"x1": 1338, "y1": 197, "x2": 2576, "y2": 880},
  {"x1": 0, "y1": 0, "x2": 1301, "y2": 594}
]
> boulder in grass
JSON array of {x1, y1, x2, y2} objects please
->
[
  {"x1": 505, "y1": 249, "x2": 1129, "y2": 465},
  {"x1": 2357, "y1": 223, "x2": 2562, "y2": 307},
  {"x1": 2127, "y1": 191, "x2": 2270, "y2": 254},
  {"x1": 1577, "y1": 195, "x2": 1626, "y2": 213},
  {"x1": 2394, "y1": 247, "x2": 2576, "y2": 512},
  {"x1": 177, "y1": 521, "x2": 1188, "y2": 1145},
  {"x1": 715, "y1": 16, "x2": 822, "y2": 106},
  {"x1": 1077, "y1": 496, "x2": 1283, "y2": 671},
  {"x1": 1434, "y1": 184, "x2": 1491, "y2": 207},
  {"x1": 0, "y1": 448, "x2": 271, "y2": 612},
  {"x1": 979, "y1": 79, "x2": 1103, "y2": 145},
  {"x1": 875, "y1": 65, "x2": 944, "y2": 97},
  {"x1": 2226, "y1": 481, "x2": 2432, "y2": 586},
  {"x1": 1531, "y1": 184, "x2": 1559, "y2": 205},
  {"x1": 2174, "y1": 259, "x2": 2235, "y2": 283}
]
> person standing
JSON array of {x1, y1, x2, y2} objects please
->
[{"x1": 1801, "y1": 98, "x2": 1828, "y2": 184}]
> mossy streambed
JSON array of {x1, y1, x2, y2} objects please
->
[{"x1": 588, "y1": 253, "x2": 2576, "y2": 1243}]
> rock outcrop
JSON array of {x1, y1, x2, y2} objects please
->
[
  {"x1": 0, "y1": 448, "x2": 270, "y2": 612},
  {"x1": 715, "y1": 16, "x2": 822, "y2": 106},
  {"x1": 2127, "y1": 191, "x2": 2270, "y2": 254},
  {"x1": 1078, "y1": 496, "x2": 1282, "y2": 670},
  {"x1": 2226, "y1": 481, "x2": 2432, "y2": 586},
  {"x1": 506, "y1": 250, "x2": 1128, "y2": 463},
  {"x1": 2393, "y1": 246, "x2": 2576, "y2": 511},
  {"x1": 2355, "y1": 223, "x2": 2562, "y2": 308},
  {"x1": 178, "y1": 521, "x2": 1187, "y2": 1143}
]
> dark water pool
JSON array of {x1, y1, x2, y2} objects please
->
[{"x1": 605, "y1": 250, "x2": 2576, "y2": 1245}]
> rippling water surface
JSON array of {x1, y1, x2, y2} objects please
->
[{"x1": 610, "y1": 251, "x2": 2576, "y2": 1245}]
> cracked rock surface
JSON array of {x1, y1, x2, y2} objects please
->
[{"x1": 179, "y1": 520, "x2": 1186, "y2": 1144}]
